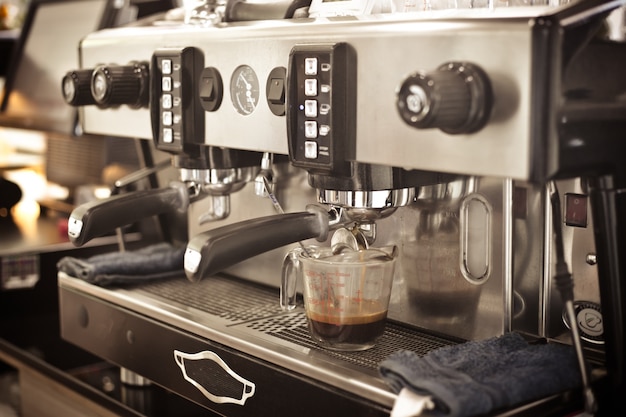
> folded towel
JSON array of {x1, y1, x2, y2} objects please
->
[
  {"x1": 57, "y1": 242, "x2": 185, "y2": 286},
  {"x1": 379, "y1": 332, "x2": 581, "y2": 417}
]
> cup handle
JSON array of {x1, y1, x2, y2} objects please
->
[{"x1": 280, "y1": 248, "x2": 301, "y2": 311}]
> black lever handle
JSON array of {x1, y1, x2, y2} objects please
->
[
  {"x1": 184, "y1": 208, "x2": 329, "y2": 282},
  {"x1": 68, "y1": 183, "x2": 189, "y2": 246}
]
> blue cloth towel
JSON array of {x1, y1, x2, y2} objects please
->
[
  {"x1": 379, "y1": 332, "x2": 582, "y2": 417},
  {"x1": 57, "y1": 242, "x2": 185, "y2": 286}
]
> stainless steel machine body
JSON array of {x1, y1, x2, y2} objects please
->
[
  {"x1": 58, "y1": 2, "x2": 625, "y2": 416},
  {"x1": 79, "y1": 9, "x2": 544, "y2": 180}
]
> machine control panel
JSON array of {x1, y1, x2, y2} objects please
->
[
  {"x1": 151, "y1": 47, "x2": 205, "y2": 155},
  {"x1": 287, "y1": 43, "x2": 356, "y2": 176}
]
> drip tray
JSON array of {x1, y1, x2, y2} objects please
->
[
  {"x1": 138, "y1": 275, "x2": 456, "y2": 372},
  {"x1": 58, "y1": 273, "x2": 457, "y2": 411}
]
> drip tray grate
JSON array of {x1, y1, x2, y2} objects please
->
[
  {"x1": 137, "y1": 276, "x2": 457, "y2": 371},
  {"x1": 139, "y1": 275, "x2": 282, "y2": 322},
  {"x1": 264, "y1": 316, "x2": 455, "y2": 370}
]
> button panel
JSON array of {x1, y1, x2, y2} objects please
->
[
  {"x1": 151, "y1": 47, "x2": 204, "y2": 155},
  {"x1": 287, "y1": 43, "x2": 356, "y2": 176}
]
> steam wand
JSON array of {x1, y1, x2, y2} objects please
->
[
  {"x1": 261, "y1": 175, "x2": 311, "y2": 257},
  {"x1": 548, "y1": 181, "x2": 596, "y2": 416}
]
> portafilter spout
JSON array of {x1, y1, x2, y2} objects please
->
[
  {"x1": 184, "y1": 205, "x2": 341, "y2": 282},
  {"x1": 307, "y1": 164, "x2": 457, "y2": 245}
]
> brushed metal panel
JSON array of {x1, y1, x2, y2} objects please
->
[
  {"x1": 187, "y1": 167, "x2": 512, "y2": 341},
  {"x1": 78, "y1": 14, "x2": 536, "y2": 179}
]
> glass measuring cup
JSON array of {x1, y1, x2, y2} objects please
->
[{"x1": 281, "y1": 246, "x2": 397, "y2": 351}]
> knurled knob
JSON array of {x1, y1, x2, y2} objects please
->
[
  {"x1": 396, "y1": 62, "x2": 492, "y2": 134},
  {"x1": 62, "y1": 69, "x2": 96, "y2": 106},
  {"x1": 91, "y1": 62, "x2": 149, "y2": 108}
]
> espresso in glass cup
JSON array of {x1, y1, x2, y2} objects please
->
[{"x1": 281, "y1": 246, "x2": 397, "y2": 351}]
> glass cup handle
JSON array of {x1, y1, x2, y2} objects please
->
[{"x1": 280, "y1": 249, "x2": 300, "y2": 311}]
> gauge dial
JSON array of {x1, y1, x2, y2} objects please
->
[{"x1": 230, "y1": 65, "x2": 260, "y2": 115}]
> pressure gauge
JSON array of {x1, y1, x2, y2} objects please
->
[{"x1": 230, "y1": 65, "x2": 259, "y2": 115}]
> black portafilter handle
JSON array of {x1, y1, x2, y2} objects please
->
[
  {"x1": 68, "y1": 183, "x2": 189, "y2": 246},
  {"x1": 184, "y1": 206, "x2": 330, "y2": 282}
]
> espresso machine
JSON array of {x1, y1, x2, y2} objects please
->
[{"x1": 58, "y1": 0, "x2": 626, "y2": 415}]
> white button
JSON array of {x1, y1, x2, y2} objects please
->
[
  {"x1": 67, "y1": 217, "x2": 83, "y2": 239},
  {"x1": 304, "y1": 100, "x2": 317, "y2": 117},
  {"x1": 319, "y1": 103, "x2": 331, "y2": 115},
  {"x1": 319, "y1": 125, "x2": 330, "y2": 136},
  {"x1": 162, "y1": 94, "x2": 172, "y2": 109},
  {"x1": 162, "y1": 77, "x2": 172, "y2": 92},
  {"x1": 305, "y1": 58, "x2": 318, "y2": 75},
  {"x1": 163, "y1": 128, "x2": 173, "y2": 143},
  {"x1": 162, "y1": 59, "x2": 172, "y2": 75},
  {"x1": 184, "y1": 249, "x2": 201, "y2": 274},
  {"x1": 304, "y1": 79, "x2": 317, "y2": 97},
  {"x1": 163, "y1": 111, "x2": 173, "y2": 126},
  {"x1": 304, "y1": 121, "x2": 317, "y2": 138},
  {"x1": 304, "y1": 141, "x2": 318, "y2": 159}
]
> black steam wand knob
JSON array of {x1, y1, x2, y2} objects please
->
[
  {"x1": 90, "y1": 62, "x2": 150, "y2": 108},
  {"x1": 396, "y1": 62, "x2": 492, "y2": 135},
  {"x1": 62, "y1": 69, "x2": 96, "y2": 106}
]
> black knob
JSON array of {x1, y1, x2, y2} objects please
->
[
  {"x1": 91, "y1": 62, "x2": 149, "y2": 108},
  {"x1": 62, "y1": 69, "x2": 96, "y2": 106},
  {"x1": 396, "y1": 62, "x2": 492, "y2": 134}
]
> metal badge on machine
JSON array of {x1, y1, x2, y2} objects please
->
[{"x1": 173, "y1": 350, "x2": 256, "y2": 405}]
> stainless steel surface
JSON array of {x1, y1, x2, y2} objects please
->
[
  {"x1": 179, "y1": 166, "x2": 257, "y2": 194},
  {"x1": 319, "y1": 189, "x2": 414, "y2": 210},
  {"x1": 119, "y1": 368, "x2": 151, "y2": 386},
  {"x1": 187, "y1": 170, "x2": 600, "y2": 344},
  {"x1": 58, "y1": 272, "x2": 457, "y2": 409},
  {"x1": 188, "y1": 170, "x2": 511, "y2": 341},
  {"x1": 78, "y1": 9, "x2": 550, "y2": 180},
  {"x1": 545, "y1": 179, "x2": 601, "y2": 341}
]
